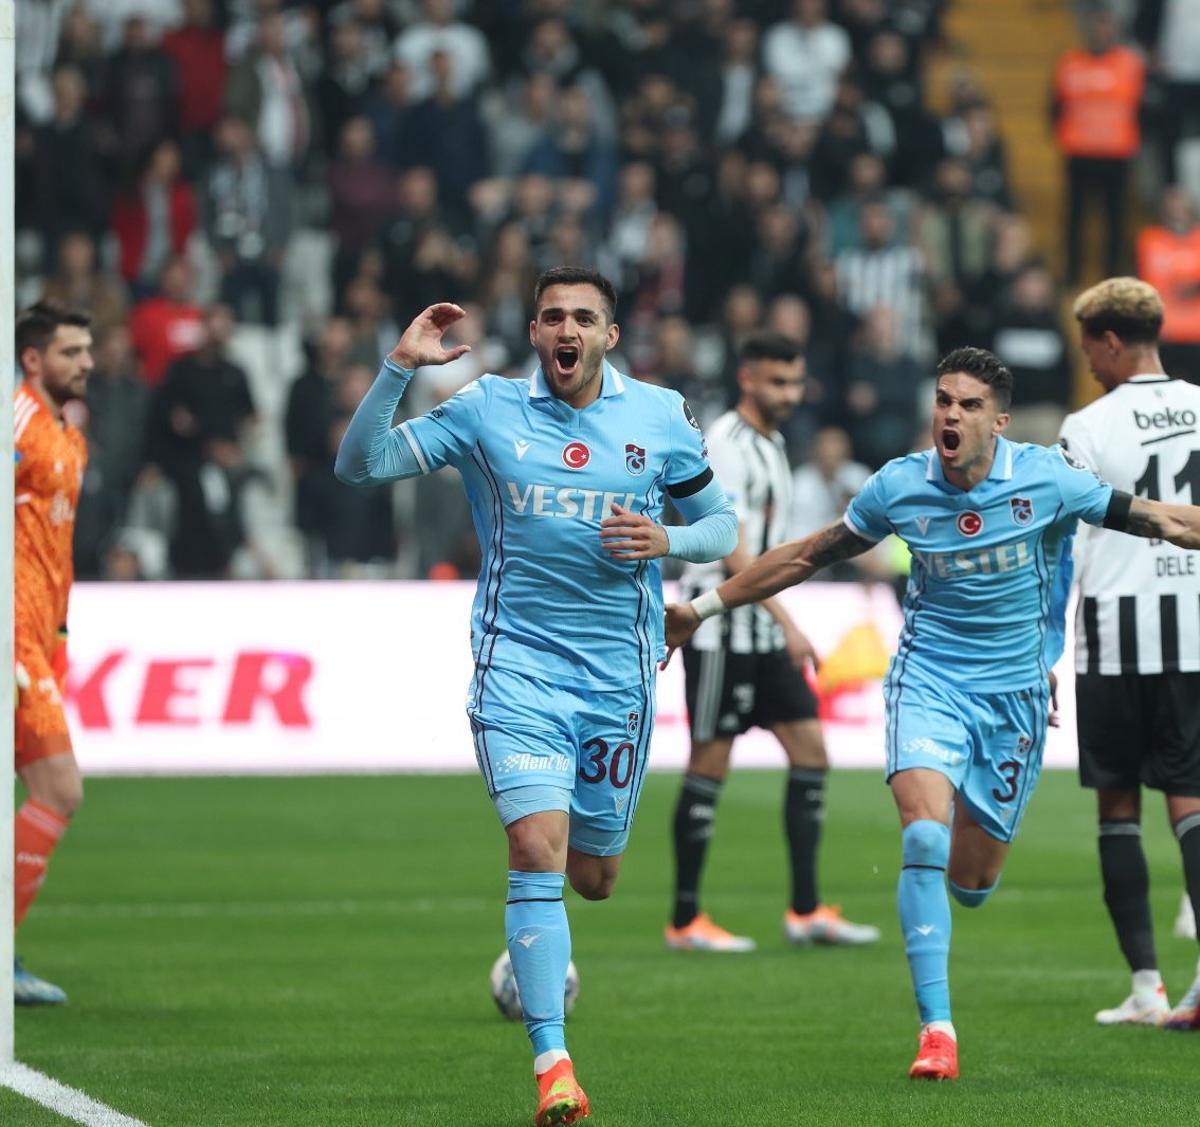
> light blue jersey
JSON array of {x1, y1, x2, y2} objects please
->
[
  {"x1": 845, "y1": 438, "x2": 1116, "y2": 694},
  {"x1": 341, "y1": 360, "x2": 728, "y2": 690}
]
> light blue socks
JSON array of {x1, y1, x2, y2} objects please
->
[
  {"x1": 506, "y1": 871, "x2": 571, "y2": 1056},
  {"x1": 898, "y1": 820, "x2": 952, "y2": 1024}
]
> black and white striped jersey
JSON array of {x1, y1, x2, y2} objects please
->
[
  {"x1": 1059, "y1": 374, "x2": 1200, "y2": 674},
  {"x1": 678, "y1": 410, "x2": 793, "y2": 654}
]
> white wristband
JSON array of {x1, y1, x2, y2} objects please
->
[{"x1": 689, "y1": 589, "x2": 726, "y2": 621}]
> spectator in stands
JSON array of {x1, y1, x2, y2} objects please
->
[
  {"x1": 81, "y1": 0, "x2": 184, "y2": 52},
  {"x1": 1134, "y1": 0, "x2": 1200, "y2": 187},
  {"x1": 110, "y1": 139, "x2": 197, "y2": 296},
  {"x1": 204, "y1": 114, "x2": 293, "y2": 326},
  {"x1": 808, "y1": 73, "x2": 893, "y2": 201},
  {"x1": 55, "y1": 5, "x2": 109, "y2": 120},
  {"x1": 655, "y1": 104, "x2": 716, "y2": 247},
  {"x1": 524, "y1": 83, "x2": 619, "y2": 222},
  {"x1": 329, "y1": 117, "x2": 395, "y2": 300},
  {"x1": 763, "y1": 0, "x2": 851, "y2": 122},
  {"x1": 409, "y1": 51, "x2": 488, "y2": 216},
  {"x1": 916, "y1": 156, "x2": 996, "y2": 354},
  {"x1": 712, "y1": 17, "x2": 759, "y2": 145},
  {"x1": 41, "y1": 230, "x2": 130, "y2": 341},
  {"x1": 710, "y1": 283, "x2": 764, "y2": 406},
  {"x1": 312, "y1": 367, "x2": 398, "y2": 574},
  {"x1": 479, "y1": 72, "x2": 556, "y2": 181},
  {"x1": 789, "y1": 424, "x2": 872, "y2": 539},
  {"x1": 106, "y1": 16, "x2": 178, "y2": 173},
  {"x1": 477, "y1": 222, "x2": 536, "y2": 363},
  {"x1": 146, "y1": 304, "x2": 260, "y2": 579},
  {"x1": 380, "y1": 165, "x2": 450, "y2": 303},
  {"x1": 396, "y1": 0, "x2": 491, "y2": 102},
  {"x1": 316, "y1": 15, "x2": 374, "y2": 146},
  {"x1": 364, "y1": 61, "x2": 419, "y2": 170},
  {"x1": 844, "y1": 306, "x2": 924, "y2": 466},
  {"x1": 328, "y1": 0, "x2": 398, "y2": 80},
  {"x1": 826, "y1": 150, "x2": 912, "y2": 255},
  {"x1": 286, "y1": 317, "x2": 353, "y2": 560},
  {"x1": 31, "y1": 64, "x2": 108, "y2": 264},
  {"x1": 976, "y1": 211, "x2": 1038, "y2": 310},
  {"x1": 990, "y1": 262, "x2": 1072, "y2": 445},
  {"x1": 605, "y1": 160, "x2": 658, "y2": 294},
  {"x1": 74, "y1": 325, "x2": 152, "y2": 579},
  {"x1": 1052, "y1": 8, "x2": 1145, "y2": 283},
  {"x1": 747, "y1": 203, "x2": 811, "y2": 303},
  {"x1": 224, "y1": 10, "x2": 315, "y2": 172},
  {"x1": 955, "y1": 101, "x2": 1012, "y2": 209},
  {"x1": 162, "y1": 0, "x2": 228, "y2": 177},
  {"x1": 860, "y1": 27, "x2": 943, "y2": 188},
  {"x1": 1137, "y1": 185, "x2": 1200, "y2": 382},
  {"x1": 129, "y1": 255, "x2": 204, "y2": 386},
  {"x1": 835, "y1": 199, "x2": 928, "y2": 361}
]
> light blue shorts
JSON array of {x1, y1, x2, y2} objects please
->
[
  {"x1": 467, "y1": 664, "x2": 655, "y2": 857},
  {"x1": 884, "y1": 659, "x2": 1050, "y2": 843}
]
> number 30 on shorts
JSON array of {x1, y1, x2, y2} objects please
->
[{"x1": 579, "y1": 737, "x2": 636, "y2": 788}]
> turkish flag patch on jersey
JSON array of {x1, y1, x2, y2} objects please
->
[
  {"x1": 956, "y1": 511, "x2": 984, "y2": 536},
  {"x1": 562, "y1": 442, "x2": 591, "y2": 469}
]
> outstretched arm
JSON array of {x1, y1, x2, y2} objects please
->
[
  {"x1": 1109, "y1": 493, "x2": 1200, "y2": 548},
  {"x1": 663, "y1": 520, "x2": 876, "y2": 653}
]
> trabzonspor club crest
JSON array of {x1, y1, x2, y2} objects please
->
[
  {"x1": 625, "y1": 443, "x2": 646, "y2": 475},
  {"x1": 1010, "y1": 497, "x2": 1034, "y2": 526}
]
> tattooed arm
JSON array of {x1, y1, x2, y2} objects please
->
[
  {"x1": 1106, "y1": 491, "x2": 1200, "y2": 548},
  {"x1": 663, "y1": 521, "x2": 876, "y2": 653}
]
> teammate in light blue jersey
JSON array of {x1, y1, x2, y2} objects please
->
[
  {"x1": 665, "y1": 346, "x2": 1200, "y2": 1082},
  {"x1": 336, "y1": 268, "x2": 736, "y2": 1126}
]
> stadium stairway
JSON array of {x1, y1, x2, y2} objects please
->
[
  {"x1": 936, "y1": 0, "x2": 1078, "y2": 275},
  {"x1": 933, "y1": 1, "x2": 1108, "y2": 408}
]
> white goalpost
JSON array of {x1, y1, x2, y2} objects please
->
[{"x1": 1, "y1": 0, "x2": 16, "y2": 1069}]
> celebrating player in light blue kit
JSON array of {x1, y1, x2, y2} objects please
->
[
  {"x1": 336, "y1": 268, "x2": 736, "y2": 1125},
  {"x1": 665, "y1": 346, "x2": 1200, "y2": 1081}
]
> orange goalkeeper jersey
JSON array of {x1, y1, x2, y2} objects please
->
[{"x1": 14, "y1": 384, "x2": 87, "y2": 654}]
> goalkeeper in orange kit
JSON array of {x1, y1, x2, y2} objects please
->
[{"x1": 12, "y1": 301, "x2": 93, "y2": 1005}]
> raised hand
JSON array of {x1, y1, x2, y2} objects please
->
[
  {"x1": 600, "y1": 502, "x2": 669, "y2": 561},
  {"x1": 388, "y1": 303, "x2": 472, "y2": 369}
]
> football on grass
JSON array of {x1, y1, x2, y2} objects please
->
[{"x1": 489, "y1": 951, "x2": 580, "y2": 1021}]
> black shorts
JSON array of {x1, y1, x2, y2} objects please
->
[
  {"x1": 682, "y1": 643, "x2": 819, "y2": 742},
  {"x1": 1076, "y1": 672, "x2": 1200, "y2": 796}
]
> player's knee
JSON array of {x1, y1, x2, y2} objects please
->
[
  {"x1": 506, "y1": 823, "x2": 561, "y2": 872},
  {"x1": 948, "y1": 877, "x2": 1000, "y2": 908},
  {"x1": 901, "y1": 819, "x2": 950, "y2": 869},
  {"x1": 566, "y1": 856, "x2": 617, "y2": 901},
  {"x1": 570, "y1": 872, "x2": 615, "y2": 901},
  {"x1": 54, "y1": 777, "x2": 83, "y2": 818}
]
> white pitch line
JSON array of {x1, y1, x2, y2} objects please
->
[{"x1": 0, "y1": 1062, "x2": 150, "y2": 1127}]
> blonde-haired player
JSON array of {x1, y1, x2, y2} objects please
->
[{"x1": 1061, "y1": 276, "x2": 1200, "y2": 1030}]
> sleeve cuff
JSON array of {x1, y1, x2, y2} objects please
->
[
  {"x1": 842, "y1": 511, "x2": 883, "y2": 543},
  {"x1": 382, "y1": 358, "x2": 415, "y2": 378}
]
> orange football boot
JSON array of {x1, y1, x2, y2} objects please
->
[{"x1": 535, "y1": 1059, "x2": 590, "y2": 1126}]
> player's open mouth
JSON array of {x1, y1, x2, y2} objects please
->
[
  {"x1": 553, "y1": 346, "x2": 580, "y2": 378},
  {"x1": 941, "y1": 429, "x2": 961, "y2": 453}
]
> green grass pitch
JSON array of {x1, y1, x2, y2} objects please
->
[{"x1": 4, "y1": 770, "x2": 1199, "y2": 1126}]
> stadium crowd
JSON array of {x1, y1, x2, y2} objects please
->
[{"x1": 12, "y1": 0, "x2": 1200, "y2": 581}]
